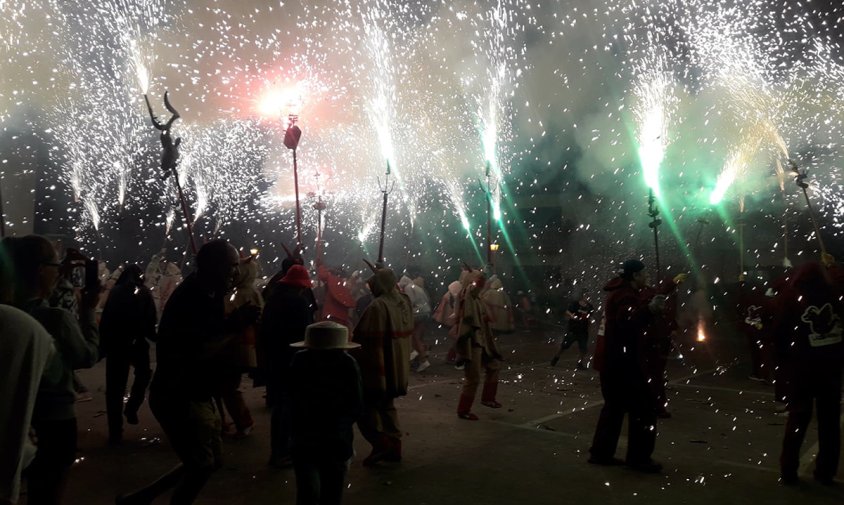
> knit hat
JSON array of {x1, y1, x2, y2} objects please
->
[
  {"x1": 279, "y1": 264, "x2": 312, "y2": 289},
  {"x1": 290, "y1": 321, "x2": 360, "y2": 350}
]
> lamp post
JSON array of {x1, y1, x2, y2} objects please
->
[
  {"x1": 284, "y1": 114, "x2": 303, "y2": 249},
  {"x1": 489, "y1": 242, "x2": 500, "y2": 270},
  {"x1": 647, "y1": 188, "x2": 662, "y2": 280}
]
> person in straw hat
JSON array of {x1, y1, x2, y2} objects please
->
[{"x1": 289, "y1": 321, "x2": 362, "y2": 505}]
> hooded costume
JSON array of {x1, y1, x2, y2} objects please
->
[
  {"x1": 352, "y1": 266, "x2": 413, "y2": 465},
  {"x1": 590, "y1": 260, "x2": 663, "y2": 469},
  {"x1": 317, "y1": 265, "x2": 356, "y2": 328},
  {"x1": 454, "y1": 270, "x2": 503, "y2": 420},
  {"x1": 480, "y1": 275, "x2": 515, "y2": 333}
]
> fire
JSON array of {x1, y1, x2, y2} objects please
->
[
  {"x1": 257, "y1": 84, "x2": 303, "y2": 119},
  {"x1": 696, "y1": 317, "x2": 707, "y2": 342}
]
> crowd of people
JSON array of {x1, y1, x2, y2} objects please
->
[{"x1": 1, "y1": 233, "x2": 842, "y2": 504}]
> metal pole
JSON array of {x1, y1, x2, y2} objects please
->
[
  {"x1": 0, "y1": 173, "x2": 5, "y2": 237},
  {"x1": 172, "y1": 172, "x2": 197, "y2": 255},
  {"x1": 378, "y1": 180, "x2": 388, "y2": 264},
  {"x1": 648, "y1": 188, "x2": 661, "y2": 280},
  {"x1": 293, "y1": 148, "x2": 302, "y2": 249}
]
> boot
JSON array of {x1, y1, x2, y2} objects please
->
[
  {"x1": 457, "y1": 393, "x2": 478, "y2": 420},
  {"x1": 481, "y1": 381, "x2": 501, "y2": 408},
  {"x1": 362, "y1": 435, "x2": 391, "y2": 467},
  {"x1": 383, "y1": 438, "x2": 402, "y2": 462}
]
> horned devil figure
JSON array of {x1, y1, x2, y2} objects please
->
[{"x1": 145, "y1": 91, "x2": 181, "y2": 180}]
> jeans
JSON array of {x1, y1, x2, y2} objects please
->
[{"x1": 293, "y1": 451, "x2": 350, "y2": 505}]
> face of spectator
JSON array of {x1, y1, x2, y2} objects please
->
[{"x1": 38, "y1": 249, "x2": 61, "y2": 298}]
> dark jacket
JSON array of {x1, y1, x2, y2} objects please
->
[
  {"x1": 260, "y1": 283, "x2": 316, "y2": 403},
  {"x1": 289, "y1": 349, "x2": 363, "y2": 460},
  {"x1": 151, "y1": 273, "x2": 232, "y2": 400},
  {"x1": 594, "y1": 277, "x2": 656, "y2": 374},
  {"x1": 99, "y1": 281, "x2": 156, "y2": 355}
]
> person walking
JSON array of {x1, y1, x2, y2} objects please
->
[
  {"x1": 352, "y1": 263, "x2": 413, "y2": 466},
  {"x1": 117, "y1": 240, "x2": 258, "y2": 505},
  {"x1": 589, "y1": 259, "x2": 666, "y2": 473},
  {"x1": 289, "y1": 321, "x2": 363, "y2": 505},
  {"x1": 261, "y1": 264, "x2": 317, "y2": 467},
  {"x1": 551, "y1": 291, "x2": 594, "y2": 370},
  {"x1": 454, "y1": 269, "x2": 503, "y2": 421},
  {"x1": 99, "y1": 265, "x2": 156, "y2": 445}
]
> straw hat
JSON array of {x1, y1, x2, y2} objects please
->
[{"x1": 290, "y1": 321, "x2": 360, "y2": 350}]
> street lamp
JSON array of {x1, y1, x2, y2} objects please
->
[{"x1": 489, "y1": 242, "x2": 500, "y2": 270}]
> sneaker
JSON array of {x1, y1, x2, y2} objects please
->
[
  {"x1": 457, "y1": 412, "x2": 479, "y2": 421},
  {"x1": 454, "y1": 363, "x2": 465, "y2": 371},
  {"x1": 550, "y1": 356, "x2": 559, "y2": 367},
  {"x1": 416, "y1": 360, "x2": 431, "y2": 373},
  {"x1": 409, "y1": 350, "x2": 419, "y2": 361}
]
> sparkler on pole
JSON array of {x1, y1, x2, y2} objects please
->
[
  {"x1": 312, "y1": 193, "x2": 326, "y2": 266},
  {"x1": 479, "y1": 160, "x2": 496, "y2": 270},
  {"x1": 647, "y1": 188, "x2": 662, "y2": 280},
  {"x1": 738, "y1": 196, "x2": 746, "y2": 275},
  {"x1": 377, "y1": 161, "x2": 394, "y2": 266},
  {"x1": 0, "y1": 173, "x2": 5, "y2": 237},
  {"x1": 145, "y1": 91, "x2": 197, "y2": 255},
  {"x1": 283, "y1": 113, "x2": 303, "y2": 249},
  {"x1": 790, "y1": 159, "x2": 828, "y2": 255}
]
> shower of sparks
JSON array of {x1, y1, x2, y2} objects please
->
[{"x1": 0, "y1": 0, "x2": 841, "y2": 296}]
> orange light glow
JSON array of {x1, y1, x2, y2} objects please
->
[
  {"x1": 696, "y1": 318, "x2": 707, "y2": 342},
  {"x1": 257, "y1": 84, "x2": 303, "y2": 119}
]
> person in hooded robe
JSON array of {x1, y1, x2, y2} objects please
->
[
  {"x1": 398, "y1": 274, "x2": 432, "y2": 372},
  {"x1": 454, "y1": 270, "x2": 504, "y2": 420},
  {"x1": 352, "y1": 265, "x2": 413, "y2": 467},
  {"x1": 480, "y1": 274, "x2": 515, "y2": 334},
  {"x1": 218, "y1": 256, "x2": 263, "y2": 438},
  {"x1": 433, "y1": 280, "x2": 462, "y2": 364},
  {"x1": 317, "y1": 265, "x2": 356, "y2": 329}
]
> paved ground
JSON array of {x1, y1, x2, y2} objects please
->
[{"x1": 20, "y1": 324, "x2": 844, "y2": 504}]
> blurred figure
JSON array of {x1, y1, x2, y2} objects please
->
[
  {"x1": 774, "y1": 261, "x2": 843, "y2": 485},
  {"x1": 317, "y1": 265, "x2": 356, "y2": 329},
  {"x1": 99, "y1": 265, "x2": 156, "y2": 445},
  {"x1": 289, "y1": 322, "x2": 363, "y2": 505},
  {"x1": 144, "y1": 249, "x2": 182, "y2": 320},
  {"x1": 480, "y1": 275, "x2": 515, "y2": 334},
  {"x1": 219, "y1": 256, "x2": 263, "y2": 438},
  {"x1": 589, "y1": 259, "x2": 666, "y2": 473},
  {"x1": 118, "y1": 240, "x2": 257, "y2": 505},
  {"x1": 398, "y1": 274, "x2": 432, "y2": 372},
  {"x1": 352, "y1": 264, "x2": 413, "y2": 467},
  {"x1": 516, "y1": 290, "x2": 535, "y2": 332},
  {"x1": 4, "y1": 235, "x2": 100, "y2": 505},
  {"x1": 551, "y1": 291, "x2": 594, "y2": 370},
  {"x1": 433, "y1": 280, "x2": 462, "y2": 364},
  {"x1": 261, "y1": 264, "x2": 317, "y2": 468},
  {"x1": 0, "y1": 244, "x2": 59, "y2": 505},
  {"x1": 454, "y1": 269, "x2": 503, "y2": 420}
]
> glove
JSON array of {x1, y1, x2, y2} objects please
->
[
  {"x1": 673, "y1": 273, "x2": 688, "y2": 285},
  {"x1": 648, "y1": 295, "x2": 667, "y2": 314}
]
